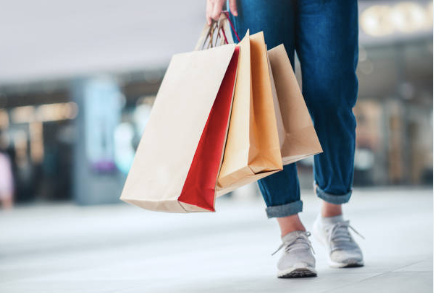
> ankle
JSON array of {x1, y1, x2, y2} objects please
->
[
  {"x1": 321, "y1": 201, "x2": 343, "y2": 217},
  {"x1": 277, "y1": 214, "x2": 306, "y2": 237}
]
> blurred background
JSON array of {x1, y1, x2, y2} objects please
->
[{"x1": 0, "y1": 0, "x2": 432, "y2": 207}]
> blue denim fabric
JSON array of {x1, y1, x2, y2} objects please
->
[{"x1": 228, "y1": 0, "x2": 359, "y2": 218}]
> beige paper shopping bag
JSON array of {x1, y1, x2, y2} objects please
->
[
  {"x1": 217, "y1": 31, "x2": 283, "y2": 195},
  {"x1": 120, "y1": 44, "x2": 237, "y2": 213},
  {"x1": 268, "y1": 44, "x2": 323, "y2": 164}
]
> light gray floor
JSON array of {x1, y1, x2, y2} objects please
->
[{"x1": 0, "y1": 188, "x2": 432, "y2": 293}]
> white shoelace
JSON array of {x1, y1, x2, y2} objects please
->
[
  {"x1": 327, "y1": 220, "x2": 364, "y2": 252},
  {"x1": 271, "y1": 231, "x2": 315, "y2": 256}
]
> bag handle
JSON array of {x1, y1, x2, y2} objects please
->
[
  {"x1": 194, "y1": 11, "x2": 240, "y2": 51},
  {"x1": 222, "y1": 11, "x2": 241, "y2": 43}
]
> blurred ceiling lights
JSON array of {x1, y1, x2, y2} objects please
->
[{"x1": 361, "y1": 2, "x2": 433, "y2": 37}]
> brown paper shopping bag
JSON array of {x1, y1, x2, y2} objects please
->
[
  {"x1": 268, "y1": 44, "x2": 323, "y2": 164},
  {"x1": 120, "y1": 43, "x2": 238, "y2": 213},
  {"x1": 217, "y1": 32, "x2": 283, "y2": 195}
]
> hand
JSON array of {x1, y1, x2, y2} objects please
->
[{"x1": 206, "y1": 0, "x2": 238, "y2": 25}]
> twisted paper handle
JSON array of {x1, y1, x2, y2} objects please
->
[
  {"x1": 194, "y1": 11, "x2": 240, "y2": 51},
  {"x1": 222, "y1": 11, "x2": 240, "y2": 42}
]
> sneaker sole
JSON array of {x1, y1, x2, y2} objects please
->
[
  {"x1": 312, "y1": 220, "x2": 364, "y2": 269},
  {"x1": 277, "y1": 267, "x2": 317, "y2": 278}
]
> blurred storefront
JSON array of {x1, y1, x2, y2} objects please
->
[
  {"x1": 0, "y1": 72, "x2": 163, "y2": 204},
  {"x1": 354, "y1": 0, "x2": 433, "y2": 186},
  {"x1": 0, "y1": 0, "x2": 432, "y2": 204}
]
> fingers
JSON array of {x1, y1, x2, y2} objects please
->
[
  {"x1": 229, "y1": 0, "x2": 238, "y2": 16},
  {"x1": 206, "y1": 0, "x2": 213, "y2": 25},
  {"x1": 206, "y1": 0, "x2": 235, "y2": 26},
  {"x1": 211, "y1": 0, "x2": 223, "y2": 22}
]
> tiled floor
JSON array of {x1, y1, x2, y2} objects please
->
[{"x1": 0, "y1": 188, "x2": 432, "y2": 293}]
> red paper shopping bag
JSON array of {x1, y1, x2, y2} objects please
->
[{"x1": 178, "y1": 47, "x2": 240, "y2": 211}]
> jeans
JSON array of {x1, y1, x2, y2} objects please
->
[{"x1": 227, "y1": 0, "x2": 359, "y2": 218}]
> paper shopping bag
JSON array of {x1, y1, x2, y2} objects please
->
[
  {"x1": 120, "y1": 44, "x2": 238, "y2": 212},
  {"x1": 178, "y1": 47, "x2": 239, "y2": 211},
  {"x1": 216, "y1": 31, "x2": 283, "y2": 195},
  {"x1": 268, "y1": 44, "x2": 323, "y2": 164}
]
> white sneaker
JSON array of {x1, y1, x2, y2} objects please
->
[
  {"x1": 312, "y1": 214, "x2": 364, "y2": 268},
  {"x1": 272, "y1": 230, "x2": 317, "y2": 278}
]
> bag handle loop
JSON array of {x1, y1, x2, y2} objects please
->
[
  {"x1": 194, "y1": 11, "x2": 240, "y2": 51},
  {"x1": 222, "y1": 11, "x2": 241, "y2": 42}
]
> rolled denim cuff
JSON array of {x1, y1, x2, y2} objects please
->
[
  {"x1": 265, "y1": 200, "x2": 303, "y2": 218},
  {"x1": 315, "y1": 184, "x2": 352, "y2": 204}
]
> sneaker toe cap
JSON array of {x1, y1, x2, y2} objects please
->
[
  {"x1": 330, "y1": 250, "x2": 363, "y2": 264},
  {"x1": 293, "y1": 262, "x2": 311, "y2": 269},
  {"x1": 278, "y1": 251, "x2": 316, "y2": 270}
]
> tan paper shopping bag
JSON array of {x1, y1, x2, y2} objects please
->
[
  {"x1": 249, "y1": 32, "x2": 284, "y2": 171},
  {"x1": 217, "y1": 31, "x2": 283, "y2": 195},
  {"x1": 268, "y1": 44, "x2": 323, "y2": 164},
  {"x1": 120, "y1": 44, "x2": 237, "y2": 213},
  {"x1": 267, "y1": 49, "x2": 286, "y2": 150}
]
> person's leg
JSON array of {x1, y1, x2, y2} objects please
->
[
  {"x1": 228, "y1": 0, "x2": 303, "y2": 228},
  {"x1": 295, "y1": 0, "x2": 359, "y2": 209},
  {"x1": 322, "y1": 201, "x2": 342, "y2": 217},
  {"x1": 228, "y1": 0, "x2": 316, "y2": 278},
  {"x1": 295, "y1": 0, "x2": 363, "y2": 267},
  {"x1": 258, "y1": 166, "x2": 305, "y2": 235}
]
